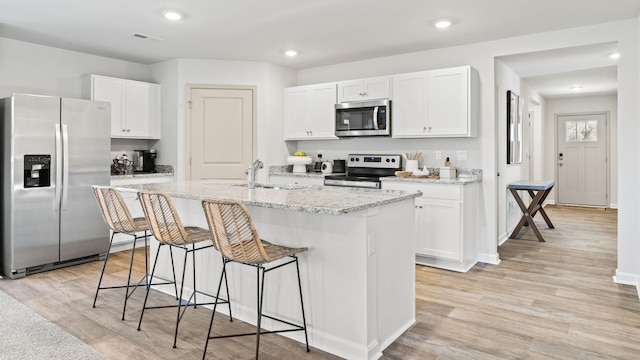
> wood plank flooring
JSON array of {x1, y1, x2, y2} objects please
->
[{"x1": 1, "y1": 205, "x2": 639, "y2": 359}]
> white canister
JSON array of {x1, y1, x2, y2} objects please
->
[
  {"x1": 321, "y1": 161, "x2": 333, "y2": 174},
  {"x1": 405, "y1": 160, "x2": 419, "y2": 172}
]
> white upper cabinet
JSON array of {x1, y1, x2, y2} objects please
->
[
  {"x1": 392, "y1": 66, "x2": 478, "y2": 138},
  {"x1": 337, "y1": 76, "x2": 390, "y2": 103},
  {"x1": 83, "y1": 74, "x2": 161, "y2": 139},
  {"x1": 284, "y1": 83, "x2": 338, "y2": 140},
  {"x1": 390, "y1": 71, "x2": 429, "y2": 137}
]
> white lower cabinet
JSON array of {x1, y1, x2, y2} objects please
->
[
  {"x1": 268, "y1": 174, "x2": 324, "y2": 186},
  {"x1": 108, "y1": 176, "x2": 174, "y2": 252},
  {"x1": 382, "y1": 181, "x2": 478, "y2": 272}
]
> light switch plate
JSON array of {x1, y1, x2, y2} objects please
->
[{"x1": 435, "y1": 151, "x2": 442, "y2": 160}]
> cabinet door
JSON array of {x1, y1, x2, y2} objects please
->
[
  {"x1": 391, "y1": 71, "x2": 428, "y2": 138},
  {"x1": 125, "y1": 81, "x2": 153, "y2": 137},
  {"x1": 284, "y1": 87, "x2": 312, "y2": 139},
  {"x1": 309, "y1": 84, "x2": 337, "y2": 139},
  {"x1": 363, "y1": 77, "x2": 390, "y2": 100},
  {"x1": 337, "y1": 80, "x2": 364, "y2": 103},
  {"x1": 416, "y1": 197, "x2": 462, "y2": 261},
  {"x1": 92, "y1": 76, "x2": 126, "y2": 137},
  {"x1": 337, "y1": 77, "x2": 390, "y2": 102},
  {"x1": 427, "y1": 67, "x2": 470, "y2": 136},
  {"x1": 284, "y1": 84, "x2": 337, "y2": 140}
]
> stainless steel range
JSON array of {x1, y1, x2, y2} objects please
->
[{"x1": 324, "y1": 154, "x2": 402, "y2": 189}]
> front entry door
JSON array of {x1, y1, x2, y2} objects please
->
[
  {"x1": 556, "y1": 113, "x2": 607, "y2": 206},
  {"x1": 188, "y1": 87, "x2": 255, "y2": 180}
]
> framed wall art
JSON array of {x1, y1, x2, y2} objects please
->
[{"x1": 507, "y1": 90, "x2": 523, "y2": 164}]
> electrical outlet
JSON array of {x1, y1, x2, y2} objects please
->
[
  {"x1": 435, "y1": 151, "x2": 442, "y2": 160},
  {"x1": 456, "y1": 150, "x2": 468, "y2": 161}
]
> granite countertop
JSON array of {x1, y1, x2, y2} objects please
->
[
  {"x1": 116, "y1": 180, "x2": 421, "y2": 215},
  {"x1": 381, "y1": 176, "x2": 482, "y2": 185},
  {"x1": 270, "y1": 165, "x2": 482, "y2": 184},
  {"x1": 270, "y1": 171, "x2": 344, "y2": 178},
  {"x1": 111, "y1": 172, "x2": 174, "y2": 179}
]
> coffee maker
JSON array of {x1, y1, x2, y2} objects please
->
[{"x1": 133, "y1": 150, "x2": 157, "y2": 173}]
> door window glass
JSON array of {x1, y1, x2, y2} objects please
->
[{"x1": 565, "y1": 120, "x2": 597, "y2": 142}]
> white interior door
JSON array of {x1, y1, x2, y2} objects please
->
[
  {"x1": 188, "y1": 87, "x2": 255, "y2": 180},
  {"x1": 556, "y1": 113, "x2": 607, "y2": 206}
]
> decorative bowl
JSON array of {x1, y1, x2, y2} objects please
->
[{"x1": 286, "y1": 156, "x2": 312, "y2": 173}]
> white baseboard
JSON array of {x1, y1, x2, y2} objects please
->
[
  {"x1": 477, "y1": 252, "x2": 500, "y2": 265},
  {"x1": 609, "y1": 203, "x2": 618, "y2": 209},
  {"x1": 613, "y1": 270, "x2": 640, "y2": 300}
]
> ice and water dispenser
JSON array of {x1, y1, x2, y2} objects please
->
[{"x1": 24, "y1": 155, "x2": 51, "y2": 188}]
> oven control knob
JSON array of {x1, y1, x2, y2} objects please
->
[
  {"x1": 355, "y1": 157, "x2": 359, "y2": 161},
  {"x1": 391, "y1": 159, "x2": 396, "y2": 162},
  {"x1": 386, "y1": 158, "x2": 390, "y2": 162},
  {"x1": 350, "y1": 157, "x2": 355, "y2": 161}
]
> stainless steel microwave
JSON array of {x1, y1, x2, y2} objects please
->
[{"x1": 335, "y1": 99, "x2": 391, "y2": 137}]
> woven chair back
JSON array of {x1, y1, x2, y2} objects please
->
[
  {"x1": 202, "y1": 199, "x2": 269, "y2": 264},
  {"x1": 138, "y1": 191, "x2": 191, "y2": 245},
  {"x1": 92, "y1": 185, "x2": 143, "y2": 233}
]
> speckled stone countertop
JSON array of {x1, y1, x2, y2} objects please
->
[
  {"x1": 270, "y1": 165, "x2": 481, "y2": 184},
  {"x1": 269, "y1": 165, "x2": 344, "y2": 178},
  {"x1": 111, "y1": 165, "x2": 174, "y2": 180},
  {"x1": 111, "y1": 172, "x2": 174, "y2": 180},
  {"x1": 270, "y1": 172, "x2": 344, "y2": 178},
  {"x1": 116, "y1": 180, "x2": 421, "y2": 215},
  {"x1": 381, "y1": 176, "x2": 481, "y2": 185}
]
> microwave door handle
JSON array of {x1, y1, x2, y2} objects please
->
[{"x1": 373, "y1": 106, "x2": 379, "y2": 130}]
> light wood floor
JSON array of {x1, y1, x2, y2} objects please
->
[{"x1": 1, "y1": 205, "x2": 639, "y2": 359}]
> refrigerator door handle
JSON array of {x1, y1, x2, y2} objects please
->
[
  {"x1": 61, "y1": 123, "x2": 69, "y2": 210},
  {"x1": 55, "y1": 123, "x2": 62, "y2": 211}
]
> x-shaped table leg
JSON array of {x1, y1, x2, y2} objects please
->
[{"x1": 509, "y1": 187, "x2": 554, "y2": 242}]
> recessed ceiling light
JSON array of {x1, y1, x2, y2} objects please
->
[
  {"x1": 163, "y1": 10, "x2": 182, "y2": 21},
  {"x1": 571, "y1": 86, "x2": 583, "y2": 91},
  {"x1": 609, "y1": 52, "x2": 620, "y2": 59},
  {"x1": 284, "y1": 50, "x2": 298, "y2": 57},
  {"x1": 434, "y1": 20, "x2": 452, "y2": 29}
]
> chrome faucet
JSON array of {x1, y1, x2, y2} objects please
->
[{"x1": 247, "y1": 159, "x2": 264, "y2": 189}]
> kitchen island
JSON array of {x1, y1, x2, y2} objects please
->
[{"x1": 116, "y1": 180, "x2": 421, "y2": 360}]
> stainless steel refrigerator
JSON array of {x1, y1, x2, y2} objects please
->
[{"x1": 1, "y1": 93, "x2": 111, "y2": 279}]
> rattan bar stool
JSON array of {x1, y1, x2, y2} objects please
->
[
  {"x1": 137, "y1": 190, "x2": 232, "y2": 349},
  {"x1": 201, "y1": 199, "x2": 310, "y2": 360},
  {"x1": 91, "y1": 185, "x2": 165, "y2": 321}
]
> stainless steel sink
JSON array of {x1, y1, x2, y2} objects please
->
[{"x1": 234, "y1": 183, "x2": 312, "y2": 190}]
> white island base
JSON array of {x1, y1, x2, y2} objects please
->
[{"x1": 149, "y1": 197, "x2": 416, "y2": 360}]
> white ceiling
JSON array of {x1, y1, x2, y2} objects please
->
[
  {"x1": 1, "y1": 0, "x2": 639, "y2": 97},
  {"x1": 499, "y1": 42, "x2": 620, "y2": 98}
]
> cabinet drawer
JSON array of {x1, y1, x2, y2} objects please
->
[
  {"x1": 383, "y1": 182, "x2": 461, "y2": 200},
  {"x1": 419, "y1": 184, "x2": 461, "y2": 200}
]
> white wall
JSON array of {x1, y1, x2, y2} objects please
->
[
  {"x1": 149, "y1": 58, "x2": 297, "y2": 182},
  {"x1": 495, "y1": 60, "x2": 530, "y2": 243},
  {"x1": 296, "y1": 19, "x2": 639, "y2": 273},
  {"x1": 544, "y1": 95, "x2": 618, "y2": 208},
  {"x1": 0, "y1": 37, "x2": 149, "y2": 99}
]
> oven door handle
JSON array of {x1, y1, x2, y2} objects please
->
[{"x1": 373, "y1": 106, "x2": 379, "y2": 130}]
